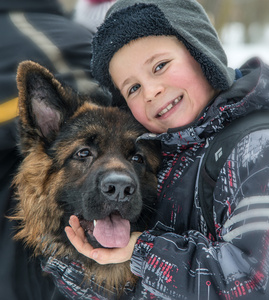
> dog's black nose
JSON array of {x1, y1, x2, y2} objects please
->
[{"x1": 100, "y1": 172, "x2": 136, "y2": 202}]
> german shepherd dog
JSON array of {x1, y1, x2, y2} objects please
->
[{"x1": 12, "y1": 61, "x2": 161, "y2": 294}]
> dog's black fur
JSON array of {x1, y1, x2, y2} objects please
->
[{"x1": 12, "y1": 61, "x2": 161, "y2": 292}]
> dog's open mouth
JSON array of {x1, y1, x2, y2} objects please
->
[{"x1": 79, "y1": 213, "x2": 131, "y2": 248}]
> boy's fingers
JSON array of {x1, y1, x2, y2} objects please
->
[
  {"x1": 68, "y1": 215, "x2": 87, "y2": 241},
  {"x1": 69, "y1": 215, "x2": 80, "y2": 230},
  {"x1": 65, "y1": 225, "x2": 93, "y2": 254},
  {"x1": 65, "y1": 215, "x2": 89, "y2": 251},
  {"x1": 65, "y1": 226, "x2": 76, "y2": 240}
]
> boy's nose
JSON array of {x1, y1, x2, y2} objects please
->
[{"x1": 144, "y1": 81, "x2": 164, "y2": 103}]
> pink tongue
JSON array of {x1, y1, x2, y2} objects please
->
[{"x1": 93, "y1": 214, "x2": 130, "y2": 248}]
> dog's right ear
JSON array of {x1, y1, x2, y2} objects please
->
[{"x1": 16, "y1": 60, "x2": 80, "y2": 154}]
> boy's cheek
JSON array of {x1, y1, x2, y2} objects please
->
[{"x1": 130, "y1": 107, "x2": 150, "y2": 128}]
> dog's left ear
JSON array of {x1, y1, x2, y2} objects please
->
[{"x1": 16, "y1": 60, "x2": 81, "y2": 153}]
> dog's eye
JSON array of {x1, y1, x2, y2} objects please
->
[
  {"x1": 131, "y1": 154, "x2": 144, "y2": 164},
  {"x1": 75, "y1": 148, "x2": 92, "y2": 158}
]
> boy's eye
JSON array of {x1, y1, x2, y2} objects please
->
[
  {"x1": 128, "y1": 83, "x2": 141, "y2": 96},
  {"x1": 155, "y1": 61, "x2": 168, "y2": 72}
]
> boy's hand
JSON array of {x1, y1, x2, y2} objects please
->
[{"x1": 65, "y1": 215, "x2": 141, "y2": 265}]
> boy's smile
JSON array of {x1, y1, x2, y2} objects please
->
[
  {"x1": 157, "y1": 95, "x2": 182, "y2": 117},
  {"x1": 109, "y1": 36, "x2": 217, "y2": 133}
]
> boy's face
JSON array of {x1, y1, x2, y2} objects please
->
[{"x1": 109, "y1": 36, "x2": 217, "y2": 133}]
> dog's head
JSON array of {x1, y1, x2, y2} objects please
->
[{"x1": 14, "y1": 61, "x2": 161, "y2": 255}]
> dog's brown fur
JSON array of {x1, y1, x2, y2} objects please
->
[{"x1": 12, "y1": 61, "x2": 161, "y2": 293}]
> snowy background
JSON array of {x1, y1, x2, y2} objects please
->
[
  {"x1": 224, "y1": 43, "x2": 268, "y2": 68},
  {"x1": 222, "y1": 23, "x2": 269, "y2": 68}
]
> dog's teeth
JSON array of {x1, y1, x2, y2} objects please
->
[{"x1": 93, "y1": 220, "x2": 97, "y2": 227}]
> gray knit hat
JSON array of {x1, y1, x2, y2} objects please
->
[{"x1": 91, "y1": 0, "x2": 235, "y2": 107}]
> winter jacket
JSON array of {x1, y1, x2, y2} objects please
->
[{"x1": 44, "y1": 58, "x2": 269, "y2": 299}]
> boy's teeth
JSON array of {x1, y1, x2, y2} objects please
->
[{"x1": 158, "y1": 96, "x2": 182, "y2": 117}]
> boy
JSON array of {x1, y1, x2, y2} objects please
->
[{"x1": 51, "y1": 0, "x2": 269, "y2": 299}]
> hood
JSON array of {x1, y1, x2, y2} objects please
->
[{"x1": 91, "y1": 0, "x2": 235, "y2": 106}]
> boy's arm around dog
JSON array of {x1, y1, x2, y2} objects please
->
[
  {"x1": 126, "y1": 62, "x2": 269, "y2": 299},
  {"x1": 64, "y1": 59, "x2": 269, "y2": 300},
  {"x1": 64, "y1": 121, "x2": 269, "y2": 300}
]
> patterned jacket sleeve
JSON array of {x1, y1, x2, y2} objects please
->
[
  {"x1": 42, "y1": 256, "x2": 139, "y2": 300},
  {"x1": 130, "y1": 129, "x2": 269, "y2": 300}
]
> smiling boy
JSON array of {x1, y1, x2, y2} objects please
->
[{"x1": 47, "y1": 1, "x2": 269, "y2": 299}]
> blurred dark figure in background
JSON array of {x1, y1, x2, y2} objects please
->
[{"x1": 0, "y1": 0, "x2": 109, "y2": 299}]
